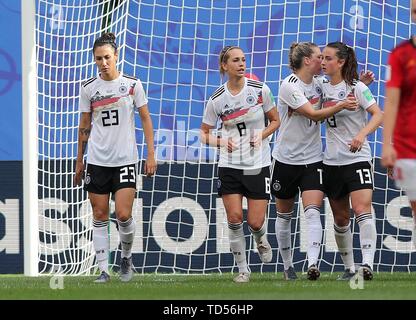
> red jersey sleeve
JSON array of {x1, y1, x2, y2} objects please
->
[{"x1": 386, "y1": 49, "x2": 403, "y2": 88}]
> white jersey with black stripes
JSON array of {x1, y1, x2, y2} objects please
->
[
  {"x1": 79, "y1": 73, "x2": 148, "y2": 167},
  {"x1": 272, "y1": 73, "x2": 323, "y2": 165},
  {"x1": 320, "y1": 79, "x2": 376, "y2": 165},
  {"x1": 202, "y1": 77, "x2": 276, "y2": 169}
]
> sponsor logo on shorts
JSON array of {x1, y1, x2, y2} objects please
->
[{"x1": 272, "y1": 181, "x2": 281, "y2": 191}]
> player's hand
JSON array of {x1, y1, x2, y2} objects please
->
[
  {"x1": 381, "y1": 144, "x2": 397, "y2": 176},
  {"x1": 249, "y1": 132, "x2": 262, "y2": 149},
  {"x1": 348, "y1": 133, "x2": 365, "y2": 153},
  {"x1": 74, "y1": 160, "x2": 85, "y2": 186},
  {"x1": 359, "y1": 70, "x2": 375, "y2": 86},
  {"x1": 337, "y1": 98, "x2": 358, "y2": 111},
  {"x1": 219, "y1": 137, "x2": 238, "y2": 153},
  {"x1": 144, "y1": 155, "x2": 157, "y2": 177}
]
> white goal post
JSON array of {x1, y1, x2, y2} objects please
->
[{"x1": 24, "y1": 0, "x2": 416, "y2": 276}]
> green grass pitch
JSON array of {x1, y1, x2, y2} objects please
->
[{"x1": 1, "y1": 272, "x2": 416, "y2": 300}]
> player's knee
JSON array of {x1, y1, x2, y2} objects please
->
[
  {"x1": 352, "y1": 204, "x2": 372, "y2": 215},
  {"x1": 92, "y1": 209, "x2": 109, "y2": 221},
  {"x1": 334, "y1": 215, "x2": 350, "y2": 227},
  {"x1": 116, "y1": 211, "x2": 132, "y2": 222},
  {"x1": 247, "y1": 220, "x2": 263, "y2": 232}
]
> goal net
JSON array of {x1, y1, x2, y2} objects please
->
[{"x1": 35, "y1": 0, "x2": 416, "y2": 275}]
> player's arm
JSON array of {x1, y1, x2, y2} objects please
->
[
  {"x1": 349, "y1": 103, "x2": 383, "y2": 153},
  {"x1": 138, "y1": 104, "x2": 157, "y2": 177},
  {"x1": 296, "y1": 98, "x2": 358, "y2": 122},
  {"x1": 279, "y1": 81, "x2": 357, "y2": 122},
  {"x1": 260, "y1": 84, "x2": 280, "y2": 140},
  {"x1": 74, "y1": 112, "x2": 91, "y2": 186},
  {"x1": 262, "y1": 108, "x2": 280, "y2": 140},
  {"x1": 381, "y1": 87, "x2": 400, "y2": 168}
]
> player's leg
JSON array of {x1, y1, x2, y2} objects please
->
[
  {"x1": 89, "y1": 192, "x2": 111, "y2": 282},
  {"x1": 351, "y1": 189, "x2": 376, "y2": 280},
  {"x1": 348, "y1": 161, "x2": 376, "y2": 280},
  {"x1": 271, "y1": 161, "x2": 300, "y2": 280},
  {"x1": 394, "y1": 160, "x2": 416, "y2": 247},
  {"x1": 324, "y1": 163, "x2": 355, "y2": 280},
  {"x1": 299, "y1": 161, "x2": 325, "y2": 279},
  {"x1": 247, "y1": 199, "x2": 272, "y2": 263},
  {"x1": 218, "y1": 167, "x2": 249, "y2": 282},
  {"x1": 410, "y1": 201, "x2": 416, "y2": 247},
  {"x1": 114, "y1": 188, "x2": 136, "y2": 282},
  {"x1": 85, "y1": 163, "x2": 112, "y2": 283},
  {"x1": 301, "y1": 190, "x2": 324, "y2": 280},
  {"x1": 222, "y1": 194, "x2": 249, "y2": 282},
  {"x1": 113, "y1": 164, "x2": 138, "y2": 282},
  {"x1": 329, "y1": 196, "x2": 356, "y2": 280},
  {"x1": 244, "y1": 167, "x2": 272, "y2": 263}
]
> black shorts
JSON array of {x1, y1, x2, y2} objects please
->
[
  {"x1": 323, "y1": 161, "x2": 374, "y2": 200},
  {"x1": 271, "y1": 160, "x2": 324, "y2": 199},
  {"x1": 84, "y1": 163, "x2": 137, "y2": 194},
  {"x1": 217, "y1": 166, "x2": 271, "y2": 200}
]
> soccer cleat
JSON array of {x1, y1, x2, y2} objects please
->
[
  {"x1": 233, "y1": 272, "x2": 250, "y2": 283},
  {"x1": 257, "y1": 237, "x2": 272, "y2": 263},
  {"x1": 336, "y1": 269, "x2": 356, "y2": 281},
  {"x1": 94, "y1": 271, "x2": 110, "y2": 283},
  {"x1": 283, "y1": 266, "x2": 298, "y2": 280},
  {"x1": 307, "y1": 264, "x2": 320, "y2": 281},
  {"x1": 119, "y1": 256, "x2": 133, "y2": 282},
  {"x1": 358, "y1": 264, "x2": 373, "y2": 281}
]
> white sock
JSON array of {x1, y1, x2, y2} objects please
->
[
  {"x1": 304, "y1": 205, "x2": 322, "y2": 268},
  {"x1": 93, "y1": 219, "x2": 109, "y2": 273},
  {"x1": 334, "y1": 222, "x2": 355, "y2": 272},
  {"x1": 275, "y1": 211, "x2": 293, "y2": 270},
  {"x1": 228, "y1": 222, "x2": 249, "y2": 274},
  {"x1": 356, "y1": 213, "x2": 376, "y2": 270},
  {"x1": 117, "y1": 217, "x2": 136, "y2": 258},
  {"x1": 248, "y1": 220, "x2": 267, "y2": 244}
]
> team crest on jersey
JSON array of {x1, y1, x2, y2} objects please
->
[
  {"x1": 315, "y1": 86, "x2": 322, "y2": 95},
  {"x1": 119, "y1": 85, "x2": 127, "y2": 94},
  {"x1": 338, "y1": 91, "x2": 346, "y2": 99},
  {"x1": 85, "y1": 174, "x2": 91, "y2": 185},
  {"x1": 246, "y1": 95, "x2": 256, "y2": 105},
  {"x1": 272, "y1": 181, "x2": 281, "y2": 192}
]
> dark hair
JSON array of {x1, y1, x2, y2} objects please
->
[
  {"x1": 289, "y1": 42, "x2": 318, "y2": 71},
  {"x1": 93, "y1": 32, "x2": 118, "y2": 54},
  {"x1": 325, "y1": 41, "x2": 358, "y2": 85},
  {"x1": 219, "y1": 45, "x2": 242, "y2": 75}
]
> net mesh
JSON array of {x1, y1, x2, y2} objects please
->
[{"x1": 35, "y1": 0, "x2": 416, "y2": 275}]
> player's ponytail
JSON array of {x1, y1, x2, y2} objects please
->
[
  {"x1": 326, "y1": 42, "x2": 358, "y2": 86},
  {"x1": 289, "y1": 42, "x2": 318, "y2": 72},
  {"x1": 93, "y1": 32, "x2": 118, "y2": 54}
]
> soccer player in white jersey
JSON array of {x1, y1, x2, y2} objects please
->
[
  {"x1": 74, "y1": 33, "x2": 156, "y2": 283},
  {"x1": 272, "y1": 42, "x2": 358, "y2": 281},
  {"x1": 321, "y1": 42, "x2": 383, "y2": 281},
  {"x1": 200, "y1": 46, "x2": 280, "y2": 283}
]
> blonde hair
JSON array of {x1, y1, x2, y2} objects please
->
[
  {"x1": 289, "y1": 42, "x2": 318, "y2": 71},
  {"x1": 218, "y1": 45, "x2": 242, "y2": 75}
]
